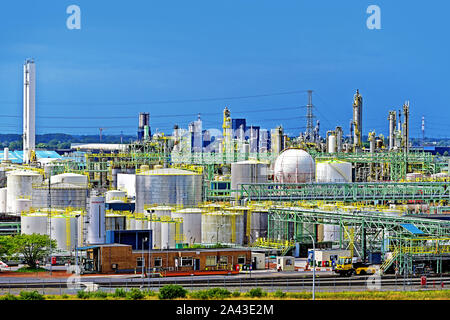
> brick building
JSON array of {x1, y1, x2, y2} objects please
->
[{"x1": 78, "y1": 244, "x2": 251, "y2": 274}]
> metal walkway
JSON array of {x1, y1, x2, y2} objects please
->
[{"x1": 240, "y1": 182, "x2": 450, "y2": 203}]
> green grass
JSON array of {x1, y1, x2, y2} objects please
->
[
  {"x1": 15, "y1": 267, "x2": 47, "y2": 273},
  {"x1": 0, "y1": 289, "x2": 448, "y2": 301}
]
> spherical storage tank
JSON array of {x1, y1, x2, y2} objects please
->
[
  {"x1": 6, "y1": 170, "x2": 42, "y2": 214},
  {"x1": 273, "y1": 149, "x2": 315, "y2": 183},
  {"x1": 135, "y1": 168, "x2": 202, "y2": 213},
  {"x1": 231, "y1": 160, "x2": 269, "y2": 196},
  {"x1": 316, "y1": 160, "x2": 352, "y2": 183},
  {"x1": 86, "y1": 196, "x2": 106, "y2": 244},
  {"x1": 201, "y1": 212, "x2": 244, "y2": 245},
  {"x1": 171, "y1": 208, "x2": 202, "y2": 244}
]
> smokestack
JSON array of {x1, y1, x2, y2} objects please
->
[{"x1": 23, "y1": 59, "x2": 35, "y2": 164}]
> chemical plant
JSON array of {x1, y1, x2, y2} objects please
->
[{"x1": 0, "y1": 59, "x2": 449, "y2": 278}]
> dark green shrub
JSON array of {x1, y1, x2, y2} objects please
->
[
  {"x1": 247, "y1": 288, "x2": 266, "y2": 298},
  {"x1": 113, "y1": 288, "x2": 127, "y2": 298},
  {"x1": 189, "y1": 290, "x2": 209, "y2": 300},
  {"x1": 19, "y1": 291, "x2": 45, "y2": 300},
  {"x1": 91, "y1": 291, "x2": 108, "y2": 299},
  {"x1": 76, "y1": 290, "x2": 92, "y2": 299},
  {"x1": 206, "y1": 288, "x2": 231, "y2": 299},
  {"x1": 61, "y1": 294, "x2": 69, "y2": 299},
  {"x1": 232, "y1": 291, "x2": 241, "y2": 297},
  {"x1": 126, "y1": 288, "x2": 145, "y2": 300},
  {"x1": 273, "y1": 290, "x2": 286, "y2": 298},
  {"x1": 158, "y1": 285, "x2": 187, "y2": 300}
]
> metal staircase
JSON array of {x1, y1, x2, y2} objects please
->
[{"x1": 380, "y1": 248, "x2": 400, "y2": 274}]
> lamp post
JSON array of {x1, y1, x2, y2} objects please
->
[
  {"x1": 142, "y1": 237, "x2": 148, "y2": 278},
  {"x1": 75, "y1": 214, "x2": 80, "y2": 273},
  {"x1": 307, "y1": 234, "x2": 316, "y2": 301}
]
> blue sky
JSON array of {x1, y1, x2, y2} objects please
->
[{"x1": 0, "y1": 1, "x2": 449, "y2": 138}]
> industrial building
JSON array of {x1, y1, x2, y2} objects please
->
[{"x1": 0, "y1": 59, "x2": 449, "y2": 277}]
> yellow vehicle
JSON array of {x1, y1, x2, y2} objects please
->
[{"x1": 334, "y1": 257, "x2": 377, "y2": 276}]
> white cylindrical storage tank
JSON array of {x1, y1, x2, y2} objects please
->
[
  {"x1": 117, "y1": 173, "x2": 136, "y2": 198},
  {"x1": 160, "y1": 221, "x2": 176, "y2": 249},
  {"x1": 146, "y1": 206, "x2": 173, "y2": 218},
  {"x1": 0, "y1": 188, "x2": 6, "y2": 213},
  {"x1": 273, "y1": 149, "x2": 315, "y2": 183},
  {"x1": 51, "y1": 215, "x2": 77, "y2": 252},
  {"x1": 31, "y1": 183, "x2": 87, "y2": 209},
  {"x1": 171, "y1": 208, "x2": 202, "y2": 244},
  {"x1": 231, "y1": 160, "x2": 269, "y2": 196},
  {"x1": 3, "y1": 148, "x2": 9, "y2": 161},
  {"x1": 106, "y1": 214, "x2": 126, "y2": 231},
  {"x1": 86, "y1": 196, "x2": 106, "y2": 244},
  {"x1": 328, "y1": 135, "x2": 336, "y2": 153},
  {"x1": 51, "y1": 173, "x2": 88, "y2": 187},
  {"x1": 6, "y1": 170, "x2": 42, "y2": 213},
  {"x1": 15, "y1": 198, "x2": 32, "y2": 214},
  {"x1": 149, "y1": 219, "x2": 161, "y2": 249},
  {"x1": 134, "y1": 217, "x2": 148, "y2": 230},
  {"x1": 201, "y1": 212, "x2": 244, "y2": 245},
  {"x1": 249, "y1": 208, "x2": 269, "y2": 243},
  {"x1": 105, "y1": 190, "x2": 127, "y2": 203},
  {"x1": 135, "y1": 168, "x2": 202, "y2": 213},
  {"x1": 126, "y1": 216, "x2": 136, "y2": 230},
  {"x1": 21, "y1": 213, "x2": 48, "y2": 235},
  {"x1": 316, "y1": 160, "x2": 352, "y2": 183}
]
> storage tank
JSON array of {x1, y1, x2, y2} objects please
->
[
  {"x1": 126, "y1": 216, "x2": 136, "y2": 230},
  {"x1": 0, "y1": 168, "x2": 6, "y2": 187},
  {"x1": 160, "y1": 221, "x2": 177, "y2": 249},
  {"x1": 106, "y1": 214, "x2": 126, "y2": 231},
  {"x1": 316, "y1": 160, "x2": 352, "y2": 183},
  {"x1": 15, "y1": 198, "x2": 32, "y2": 214},
  {"x1": 273, "y1": 149, "x2": 315, "y2": 183},
  {"x1": 134, "y1": 217, "x2": 148, "y2": 230},
  {"x1": 6, "y1": 170, "x2": 42, "y2": 213},
  {"x1": 171, "y1": 208, "x2": 202, "y2": 244},
  {"x1": 51, "y1": 173, "x2": 88, "y2": 187},
  {"x1": 86, "y1": 196, "x2": 106, "y2": 244},
  {"x1": 327, "y1": 134, "x2": 336, "y2": 153},
  {"x1": 31, "y1": 183, "x2": 87, "y2": 209},
  {"x1": 146, "y1": 205, "x2": 173, "y2": 218},
  {"x1": 21, "y1": 213, "x2": 48, "y2": 235},
  {"x1": 117, "y1": 173, "x2": 136, "y2": 198},
  {"x1": 231, "y1": 160, "x2": 269, "y2": 197},
  {"x1": 201, "y1": 212, "x2": 244, "y2": 245},
  {"x1": 51, "y1": 215, "x2": 77, "y2": 251},
  {"x1": 105, "y1": 190, "x2": 127, "y2": 203},
  {"x1": 135, "y1": 168, "x2": 202, "y2": 213},
  {"x1": 248, "y1": 208, "x2": 269, "y2": 244},
  {"x1": 0, "y1": 188, "x2": 6, "y2": 213}
]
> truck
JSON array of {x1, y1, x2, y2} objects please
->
[{"x1": 334, "y1": 256, "x2": 378, "y2": 276}]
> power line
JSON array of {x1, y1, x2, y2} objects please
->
[{"x1": 0, "y1": 89, "x2": 309, "y2": 106}]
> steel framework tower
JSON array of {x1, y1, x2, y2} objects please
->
[{"x1": 306, "y1": 90, "x2": 314, "y2": 139}]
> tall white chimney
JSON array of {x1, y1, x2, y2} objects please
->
[{"x1": 23, "y1": 59, "x2": 35, "y2": 164}]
